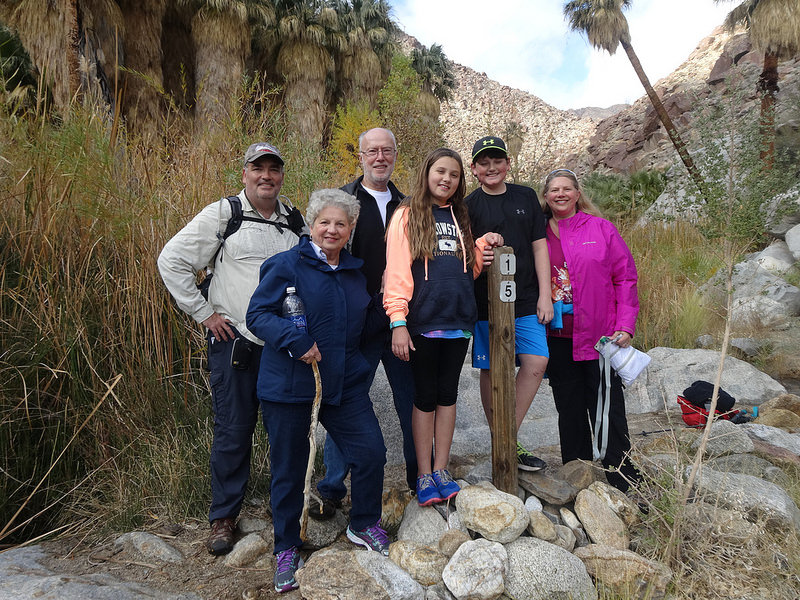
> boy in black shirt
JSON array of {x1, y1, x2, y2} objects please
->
[{"x1": 466, "y1": 136, "x2": 553, "y2": 471}]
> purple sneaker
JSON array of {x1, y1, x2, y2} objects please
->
[{"x1": 274, "y1": 546, "x2": 303, "y2": 593}]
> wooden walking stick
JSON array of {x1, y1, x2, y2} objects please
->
[{"x1": 300, "y1": 360, "x2": 322, "y2": 541}]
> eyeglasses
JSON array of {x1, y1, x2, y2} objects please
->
[{"x1": 360, "y1": 147, "x2": 396, "y2": 158}]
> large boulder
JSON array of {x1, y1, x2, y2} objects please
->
[
  {"x1": 744, "y1": 423, "x2": 800, "y2": 455},
  {"x1": 455, "y1": 482, "x2": 528, "y2": 544},
  {"x1": 388, "y1": 540, "x2": 448, "y2": 586},
  {"x1": 730, "y1": 295, "x2": 795, "y2": 329},
  {"x1": 441, "y1": 539, "x2": 507, "y2": 600},
  {"x1": 573, "y1": 488, "x2": 629, "y2": 550},
  {"x1": 397, "y1": 500, "x2": 448, "y2": 547},
  {"x1": 114, "y1": 532, "x2": 184, "y2": 563},
  {"x1": 574, "y1": 544, "x2": 672, "y2": 600},
  {"x1": 0, "y1": 545, "x2": 200, "y2": 600},
  {"x1": 365, "y1": 357, "x2": 562, "y2": 467},
  {"x1": 504, "y1": 537, "x2": 597, "y2": 600},
  {"x1": 690, "y1": 418, "x2": 754, "y2": 458},
  {"x1": 296, "y1": 548, "x2": 424, "y2": 600},
  {"x1": 687, "y1": 466, "x2": 800, "y2": 531},
  {"x1": 787, "y1": 222, "x2": 800, "y2": 260},
  {"x1": 707, "y1": 453, "x2": 790, "y2": 488}
]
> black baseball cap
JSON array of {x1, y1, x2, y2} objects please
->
[{"x1": 471, "y1": 136, "x2": 508, "y2": 162}]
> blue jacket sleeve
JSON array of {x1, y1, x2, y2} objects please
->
[{"x1": 246, "y1": 254, "x2": 316, "y2": 359}]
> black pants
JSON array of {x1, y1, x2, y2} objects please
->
[{"x1": 546, "y1": 336, "x2": 639, "y2": 492}]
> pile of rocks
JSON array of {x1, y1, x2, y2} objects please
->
[
  {"x1": 297, "y1": 392, "x2": 800, "y2": 599},
  {"x1": 3, "y1": 393, "x2": 799, "y2": 599}
]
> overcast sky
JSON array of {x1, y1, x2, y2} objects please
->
[{"x1": 392, "y1": 0, "x2": 734, "y2": 110}]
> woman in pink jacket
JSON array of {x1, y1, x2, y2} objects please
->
[{"x1": 542, "y1": 169, "x2": 640, "y2": 492}]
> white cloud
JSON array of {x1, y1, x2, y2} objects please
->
[{"x1": 392, "y1": 0, "x2": 733, "y2": 110}]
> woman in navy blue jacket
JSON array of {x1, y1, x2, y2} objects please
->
[{"x1": 246, "y1": 189, "x2": 387, "y2": 593}]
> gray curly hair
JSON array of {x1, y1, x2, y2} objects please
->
[{"x1": 305, "y1": 188, "x2": 360, "y2": 226}]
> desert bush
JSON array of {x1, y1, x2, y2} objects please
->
[
  {"x1": 583, "y1": 169, "x2": 666, "y2": 222},
  {"x1": 622, "y1": 221, "x2": 722, "y2": 351}
]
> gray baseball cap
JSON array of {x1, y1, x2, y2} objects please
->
[{"x1": 243, "y1": 142, "x2": 284, "y2": 166}]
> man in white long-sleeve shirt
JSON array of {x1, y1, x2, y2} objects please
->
[{"x1": 158, "y1": 142, "x2": 302, "y2": 555}]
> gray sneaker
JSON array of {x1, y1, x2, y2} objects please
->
[
  {"x1": 517, "y1": 442, "x2": 547, "y2": 471},
  {"x1": 347, "y1": 520, "x2": 390, "y2": 556}
]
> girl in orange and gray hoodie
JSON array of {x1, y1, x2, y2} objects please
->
[{"x1": 384, "y1": 148, "x2": 503, "y2": 506}]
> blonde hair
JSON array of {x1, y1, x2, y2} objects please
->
[
  {"x1": 401, "y1": 148, "x2": 475, "y2": 266},
  {"x1": 541, "y1": 168, "x2": 603, "y2": 218}
]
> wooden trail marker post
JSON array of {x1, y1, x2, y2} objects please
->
[{"x1": 487, "y1": 246, "x2": 517, "y2": 494}]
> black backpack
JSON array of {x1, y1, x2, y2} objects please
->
[
  {"x1": 198, "y1": 195, "x2": 305, "y2": 298},
  {"x1": 682, "y1": 380, "x2": 736, "y2": 412}
]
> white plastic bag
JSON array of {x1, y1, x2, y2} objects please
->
[{"x1": 594, "y1": 336, "x2": 651, "y2": 386}]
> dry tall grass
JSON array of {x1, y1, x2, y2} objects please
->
[
  {"x1": 0, "y1": 78, "x2": 328, "y2": 545},
  {"x1": 3, "y1": 73, "x2": 795, "y2": 600},
  {"x1": 622, "y1": 220, "x2": 724, "y2": 351},
  {"x1": 631, "y1": 432, "x2": 800, "y2": 600}
]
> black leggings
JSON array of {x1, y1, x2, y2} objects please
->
[
  {"x1": 409, "y1": 335, "x2": 469, "y2": 412},
  {"x1": 546, "y1": 336, "x2": 640, "y2": 492}
]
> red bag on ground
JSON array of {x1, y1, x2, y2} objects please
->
[{"x1": 677, "y1": 395, "x2": 740, "y2": 427}]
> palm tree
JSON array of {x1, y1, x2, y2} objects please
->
[
  {"x1": 117, "y1": 0, "x2": 168, "y2": 138},
  {"x1": 0, "y1": 0, "x2": 82, "y2": 111},
  {"x1": 564, "y1": 0, "x2": 707, "y2": 198},
  {"x1": 410, "y1": 43, "x2": 455, "y2": 121},
  {"x1": 715, "y1": 0, "x2": 800, "y2": 167},
  {"x1": 329, "y1": 0, "x2": 396, "y2": 110},
  {"x1": 270, "y1": 0, "x2": 341, "y2": 145},
  {"x1": 181, "y1": 0, "x2": 274, "y2": 127}
]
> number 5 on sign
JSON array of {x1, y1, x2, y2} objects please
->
[{"x1": 500, "y1": 281, "x2": 516, "y2": 302}]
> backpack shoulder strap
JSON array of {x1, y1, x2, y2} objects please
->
[
  {"x1": 221, "y1": 195, "x2": 243, "y2": 242},
  {"x1": 280, "y1": 200, "x2": 306, "y2": 237},
  {"x1": 209, "y1": 196, "x2": 242, "y2": 265}
]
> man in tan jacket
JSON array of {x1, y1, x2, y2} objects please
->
[{"x1": 158, "y1": 142, "x2": 303, "y2": 555}]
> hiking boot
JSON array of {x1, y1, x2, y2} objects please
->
[
  {"x1": 206, "y1": 518, "x2": 235, "y2": 555},
  {"x1": 273, "y1": 546, "x2": 304, "y2": 593},
  {"x1": 517, "y1": 442, "x2": 547, "y2": 472},
  {"x1": 431, "y1": 468, "x2": 460, "y2": 501},
  {"x1": 346, "y1": 520, "x2": 390, "y2": 556},
  {"x1": 308, "y1": 495, "x2": 342, "y2": 521},
  {"x1": 416, "y1": 472, "x2": 443, "y2": 506}
]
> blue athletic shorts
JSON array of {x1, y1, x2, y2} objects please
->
[{"x1": 472, "y1": 315, "x2": 549, "y2": 369}]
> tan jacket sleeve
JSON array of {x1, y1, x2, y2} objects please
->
[{"x1": 157, "y1": 200, "x2": 225, "y2": 325}]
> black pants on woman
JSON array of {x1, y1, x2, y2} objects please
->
[{"x1": 546, "y1": 336, "x2": 639, "y2": 492}]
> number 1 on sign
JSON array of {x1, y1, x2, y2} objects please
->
[
  {"x1": 500, "y1": 281, "x2": 516, "y2": 302},
  {"x1": 500, "y1": 253, "x2": 516, "y2": 275}
]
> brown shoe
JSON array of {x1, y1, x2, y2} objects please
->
[{"x1": 206, "y1": 518, "x2": 235, "y2": 555}]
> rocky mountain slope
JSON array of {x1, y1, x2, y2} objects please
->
[
  {"x1": 439, "y1": 62, "x2": 596, "y2": 183},
  {"x1": 431, "y1": 26, "x2": 800, "y2": 181}
]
